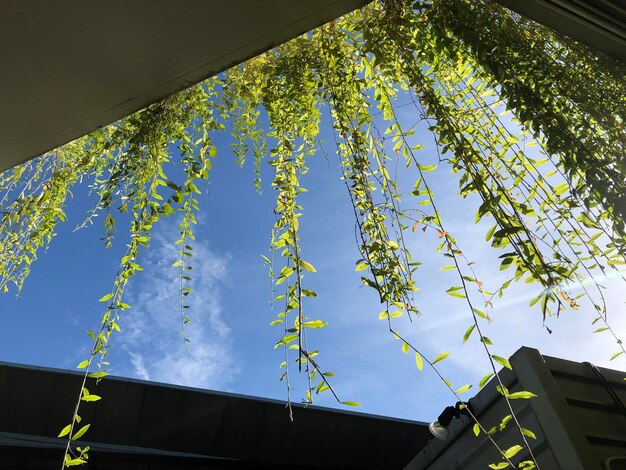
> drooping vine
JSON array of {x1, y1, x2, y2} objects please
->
[{"x1": 0, "y1": 0, "x2": 624, "y2": 468}]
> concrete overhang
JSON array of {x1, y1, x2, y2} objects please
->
[
  {"x1": 0, "y1": 0, "x2": 370, "y2": 173},
  {"x1": 1, "y1": 1, "x2": 624, "y2": 175}
]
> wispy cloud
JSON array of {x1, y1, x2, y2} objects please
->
[{"x1": 117, "y1": 226, "x2": 238, "y2": 389}]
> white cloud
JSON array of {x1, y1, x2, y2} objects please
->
[{"x1": 117, "y1": 226, "x2": 238, "y2": 389}]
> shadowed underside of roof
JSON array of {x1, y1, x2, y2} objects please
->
[
  {"x1": 0, "y1": 0, "x2": 370, "y2": 173},
  {"x1": 1, "y1": 1, "x2": 624, "y2": 174},
  {"x1": 0, "y1": 362, "x2": 431, "y2": 469}
]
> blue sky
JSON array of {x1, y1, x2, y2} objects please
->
[{"x1": 0, "y1": 95, "x2": 624, "y2": 423}]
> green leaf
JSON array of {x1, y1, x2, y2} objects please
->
[
  {"x1": 65, "y1": 457, "x2": 87, "y2": 467},
  {"x1": 166, "y1": 180, "x2": 180, "y2": 190},
  {"x1": 507, "y1": 391, "x2": 537, "y2": 399},
  {"x1": 401, "y1": 342, "x2": 409, "y2": 354},
  {"x1": 341, "y1": 401, "x2": 361, "y2": 407},
  {"x1": 378, "y1": 311, "x2": 388, "y2": 320},
  {"x1": 317, "y1": 384, "x2": 330, "y2": 393},
  {"x1": 553, "y1": 182, "x2": 569, "y2": 196},
  {"x1": 162, "y1": 201, "x2": 176, "y2": 215},
  {"x1": 456, "y1": 384, "x2": 472, "y2": 394},
  {"x1": 303, "y1": 320, "x2": 327, "y2": 329},
  {"x1": 503, "y1": 444, "x2": 523, "y2": 459},
  {"x1": 577, "y1": 212, "x2": 596, "y2": 228},
  {"x1": 521, "y1": 428, "x2": 537, "y2": 439},
  {"x1": 491, "y1": 355, "x2": 512, "y2": 370},
  {"x1": 432, "y1": 352, "x2": 449, "y2": 365},
  {"x1": 274, "y1": 334, "x2": 298, "y2": 348},
  {"x1": 446, "y1": 286, "x2": 465, "y2": 299},
  {"x1": 269, "y1": 319, "x2": 283, "y2": 326},
  {"x1": 276, "y1": 266, "x2": 294, "y2": 285},
  {"x1": 58, "y1": 424, "x2": 72, "y2": 438},
  {"x1": 473, "y1": 308, "x2": 490, "y2": 320},
  {"x1": 519, "y1": 461, "x2": 537, "y2": 470},
  {"x1": 76, "y1": 360, "x2": 89, "y2": 369},
  {"x1": 98, "y1": 293, "x2": 113, "y2": 303},
  {"x1": 463, "y1": 325, "x2": 475, "y2": 343},
  {"x1": 610, "y1": 351, "x2": 624, "y2": 361},
  {"x1": 479, "y1": 372, "x2": 494, "y2": 388},
  {"x1": 355, "y1": 263, "x2": 368, "y2": 272},
  {"x1": 418, "y1": 164, "x2": 437, "y2": 172},
  {"x1": 80, "y1": 394, "x2": 101, "y2": 402},
  {"x1": 299, "y1": 259, "x2": 316, "y2": 273},
  {"x1": 88, "y1": 371, "x2": 109, "y2": 379},
  {"x1": 386, "y1": 240, "x2": 400, "y2": 250},
  {"x1": 72, "y1": 424, "x2": 91, "y2": 440},
  {"x1": 499, "y1": 414, "x2": 512, "y2": 430},
  {"x1": 488, "y1": 463, "x2": 509, "y2": 470},
  {"x1": 473, "y1": 423, "x2": 480, "y2": 436},
  {"x1": 415, "y1": 352, "x2": 423, "y2": 371}
]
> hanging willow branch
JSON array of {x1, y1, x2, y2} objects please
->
[{"x1": 0, "y1": 0, "x2": 624, "y2": 467}]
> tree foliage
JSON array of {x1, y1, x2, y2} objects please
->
[{"x1": 0, "y1": 0, "x2": 624, "y2": 467}]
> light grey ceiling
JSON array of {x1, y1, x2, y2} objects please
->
[{"x1": 0, "y1": 0, "x2": 369, "y2": 173}]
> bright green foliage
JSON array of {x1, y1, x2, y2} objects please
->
[{"x1": 0, "y1": 0, "x2": 624, "y2": 467}]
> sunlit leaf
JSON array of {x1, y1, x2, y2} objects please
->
[
  {"x1": 488, "y1": 463, "x2": 509, "y2": 470},
  {"x1": 415, "y1": 352, "x2": 423, "y2": 371},
  {"x1": 72, "y1": 424, "x2": 91, "y2": 440},
  {"x1": 432, "y1": 352, "x2": 449, "y2": 364},
  {"x1": 80, "y1": 394, "x2": 101, "y2": 402},
  {"x1": 479, "y1": 372, "x2": 494, "y2": 388},
  {"x1": 502, "y1": 444, "x2": 523, "y2": 459},
  {"x1": 463, "y1": 325, "x2": 475, "y2": 343},
  {"x1": 299, "y1": 259, "x2": 316, "y2": 273},
  {"x1": 491, "y1": 355, "x2": 512, "y2": 370},
  {"x1": 58, "y1": 424, "x2": 72, "y2": 438},
  {"x1": 507, "y1": 391, "x2": 537, "y2": 399}
]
